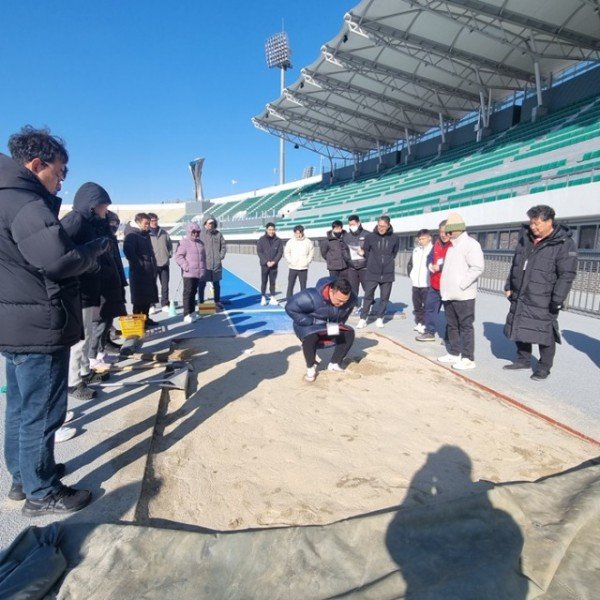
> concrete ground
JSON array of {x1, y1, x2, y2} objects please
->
[{"x1": 0, "y1": 252, "x2": 598, "y2": 551}]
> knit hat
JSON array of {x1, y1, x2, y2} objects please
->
[{"x1": 445, "y1": 212, "x2": 466, "y2": 232}]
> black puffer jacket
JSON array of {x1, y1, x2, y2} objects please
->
[
  {"x1": 363, "y1": 225, "x2": 400, "y2": 283},
  {"x1": 61, "y1": 182, "x2": 111, "y2": 308},
  {"x1": 504, "y1": 224, "x2": 577, "y2": 346},
  {"x1": 319, "y1": 230, "x2": 350, "y2": 271},
  {"x1": 342, "y1": 226, "x2": 367, "y2": 269},
  {"x1": 123, "y1": 222, "x2": 158, "y2": 305},
  {"x1": 97, "y1": 216, "x2": 127, "y2": 320},
  {"x1": 285, "y1": 277, "x2": 356, "y2": 340},
  {"x1": 0, "y1": 153, "x2": 105, "y2": 353}
]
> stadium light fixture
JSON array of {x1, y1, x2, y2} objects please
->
[{"x1": 265, "y1": 30, "x2": 292, "y2": 185}]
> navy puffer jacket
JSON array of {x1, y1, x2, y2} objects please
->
[
  {"x1": 363, "y1": 225, "x2": 400, "y2": 283},
  {"x1": 0, "y1": 154, "x2": 104, "y2": 352},
  {"x1": 285, "y1": 277, "x2": 356, "y2": 340}
]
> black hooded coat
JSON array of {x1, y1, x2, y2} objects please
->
[
  {"x1": 61, "y1": 182, "x2": 111, "y2": 308},
  {"x1": 504, "y1": 223, "x2": 577, "y2": 346}
]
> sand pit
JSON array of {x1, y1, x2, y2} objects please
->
[{"x1": 141, "y1": 333, "x2": 596, "y2": 530}]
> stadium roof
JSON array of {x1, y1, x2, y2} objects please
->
[{"x1": 253, "y1": 0, "x2": 600, "y2": 159}]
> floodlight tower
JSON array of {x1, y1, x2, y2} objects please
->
[{"x1": 265, "y1": 30, "x2": 292, "y2": 185}]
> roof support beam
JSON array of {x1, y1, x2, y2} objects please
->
[
  {"x1": 443, "y1": 0, "x2": 600, "y2": 50},
  {"x1": 327, "y1": 47, "x2": 482, "y2": 104},
  {"x1": 344, "y1": 13, "x2": 536, "y2": 84}
]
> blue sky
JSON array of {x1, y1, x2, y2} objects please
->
[{"x1": 0, "y1": 1, "x2": 351, "y2": 204}]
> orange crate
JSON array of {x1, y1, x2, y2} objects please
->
[{"x1": 118, "y1": 314, "x2": 146, "y2": 338}]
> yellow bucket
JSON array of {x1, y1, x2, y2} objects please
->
[{"x1": 118, "y1": 314, "x2": 146, "y2": 338}]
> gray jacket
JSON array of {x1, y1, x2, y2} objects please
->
[
  {"x1": 199, "y1": 215, "x2": 226, "y2": 281},
  {"x1": 440, "y1": 232, "x2": 484, "y2": 301},
  {"x1": 149, "y1": 227, "x2": 173, "y2": 267}
]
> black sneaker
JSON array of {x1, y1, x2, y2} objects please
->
[
  {"x1": 9, "y1": 463, "x2": 67, "y2": 501},
  {"x1": 22, "y1": 485, "x2": 92, "y2": 517},
  {"x1": 68, "y1": 382, "x2": 97, "y2": 400},
  {"x1": 415, "y1": 332, "x2": 436, "y2": 342},
  {"x1": 503, "y1": 362, "x2": 530, "y2": 370},
  {"x1": 82, "y1": 371, "x2": 110, "y2": 384},
  {"x1": 105, "y1": 339, "x2": 123, "y2": 352},
  {"x1": 531, "y1": 370, "x2": 550, "y2": 381},
  {"x1": 145, "y1": 318, "x2": 159, "y2": 328}
]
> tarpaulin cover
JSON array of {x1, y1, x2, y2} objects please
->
[{"x1": 53, "y1": 460, "x2": 599, "y2": 599}]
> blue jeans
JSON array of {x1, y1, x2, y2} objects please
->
[
  {"x1": 3, "y1": 348, "x2": 70, "y2": 499},
  {"x1": 424, "y1": 287, "x2": 442, "y2": 334}
]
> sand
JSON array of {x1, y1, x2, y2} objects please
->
[{"x1": 141, "y1": 332, "x2": 596, "y2": 530}]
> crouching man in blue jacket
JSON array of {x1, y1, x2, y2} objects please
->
[{"x1": 285, "y1": 277, "x2": 357, "y2": 382}]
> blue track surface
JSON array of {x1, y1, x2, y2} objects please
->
[{"x1": 220, "y1": 269, "x2": 292, "y2": 335}]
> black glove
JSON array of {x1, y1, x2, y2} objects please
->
[{"x1": 549, "y1": 301, "x2": 562, "y2": 314}]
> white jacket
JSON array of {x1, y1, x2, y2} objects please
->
[
  {"x1": 409, "y1": 242, "x2": 432, "y2": 288},
  {"x1": 284, "y1": 236, "x2": 314, "y2": 270},
  {"x1": 440, "y1": 232, "x2": 484, "y2": 301}
]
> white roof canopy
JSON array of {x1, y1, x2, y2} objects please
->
[{"x1": 253, "y1": 0, "x2": 600, "y2": 158}]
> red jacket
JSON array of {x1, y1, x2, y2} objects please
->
[{"x1": 427, "y1": 240, "x2": 451, "y2": 291}]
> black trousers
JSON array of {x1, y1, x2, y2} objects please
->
[
  {"x1": 328, "y1": 269, "x2": 346, "y2": 278},
  {"x1": 443, "y1": 299, "x2": 475, "y2": 361},
  {"x1": 345, "y1": 267, "x2": 367, "y2": 297},
  {"x1": 182, "y1": 277, "x2": 199, "y2": 316},
  {"x1": 198, "y1": 280, "x2": 221, "y2": 303},
  {"x1": 360, "y1": 280, "x2": 393, "y2": 319},
  {"x1": 133, "y1": 304, "x2": 151, "y2": 316},
  {"x1": 516, "y1": 340, "x2": 556, "y2": 372},
  {"x1": 302, "y1": 329, "x2": 355, "y2": 367},
  {"x1": 260, "y1": 266, "x2": 278, "y2": 296},
  {"x1": 287, "y1": 269, "x2": 308, "y2": 299},
  {"x1": 412, "y1": 286, "x2": 429, "y2": 325},
  {"x1": 156, "y1": 265, "x2": 170, "y2": 306}
]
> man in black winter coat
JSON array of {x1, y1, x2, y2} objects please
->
[
  {"x1": 0, "y1": 126, "x2": 109, "y2": 516},
  {"x1": 357, "y1": 216, "x2": 400, "y2": 329},
  {"x1": 319, "y1": 220, "x2": 350, "y2": 278},
  {"x1": 256, "y1": 222, "x2": 283, "y2": 306},
  {"x1": 503, "y1": 205, "x2": 578, "y2": 381},
  {"x1": 342, "y1": 214, "x2": 368, "y2": 303},
  {"x1": 123, "y1": 212, "x2": 159, "y2": 324},
  {"x1": 61, "y1": 182, "x2": 112, "y2": 398}
]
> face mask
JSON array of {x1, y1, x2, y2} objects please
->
[
  {"x1": 349, "y1": 225, "x2": 359, "y2": 233},
  {"x1": 333, "y1": 231, "x2": 342, "y2": 238}
]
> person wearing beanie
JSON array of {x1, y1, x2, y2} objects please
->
[
  {"x1": 503, "y1": 205, "x2": 577, "y2": 381},
  {"x1": 437, "y1": 212, "x2": 484, "y2": 370}
]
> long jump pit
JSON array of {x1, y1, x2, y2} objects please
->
[{"x1": 55, "y1": 332, "x2": 599, "y2": 599}]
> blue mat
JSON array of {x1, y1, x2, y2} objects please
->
[{"x1": 220, "y1": 269, "x2": 292, "y2": 336}]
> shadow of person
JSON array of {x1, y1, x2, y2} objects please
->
[
  {"x1": 385, "y1": 445, "x2": 528, "y2": 599},
  {"x1": 561, "y1": 330, "x2": 600, "y2": 368},
  {"x1": 483, "y1": 321, "x2": 517, "y2": 360}
]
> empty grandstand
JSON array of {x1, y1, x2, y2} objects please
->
[{"x1": 108, "y1": 1, "x2": 600, "y2": 312}]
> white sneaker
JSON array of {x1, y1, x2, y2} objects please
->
[
  {"x1": 89, "y1": 358, "x2": 111, "y2": 371},
  {"x1": 452, "y1": 357, "x2": 476, "y2": 370},
  {"x1": 327, "y1": 363, "x2": 345, "y2": 373},
  {"x1": 375, "y1": 318, "x2": 384, "y2": 328},
  {"x1": 269, "y1": 296, "x2": 279, "y2": 306},
  {"x1": 261, "y1": 296, "x2": 267, "y2": 306},
  {"x1": 63, "y1": 410, "x2": 75, "y2": 424},
  {"x1": 438, "y1": 353, "x2": 461, "y2": 364},
  {"x1": 357, "y1": 319, "x2": 367, "y2": 329},
  {"x1": 183, "y1": 313, "x2": 198, "y2": 323},
  {"x1": 162, "y1": 305, "x2": 170, "y2": 313},
  {"x1": 305, "y1": 365, "x2": 316, "y2": 382},
  {"x1": 149, "y1": 306, "x2": 161, "y2": 315},
  {"x1": 414, "y1": 323, "x2": 425, "y2": 333},
  {"x1": 55, "y1": 426, "x2": 77, "y2": 443},
  {"x1": 96, "y1": 352, "x2": 118, "y2": 364}
]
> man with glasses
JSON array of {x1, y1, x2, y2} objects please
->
[
  {"x1": 0, "y1": 126, "x2": 109, "y2": 515},
  {"x1": 416, "y1": 220, "x2": 451, "y2": 342}
]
